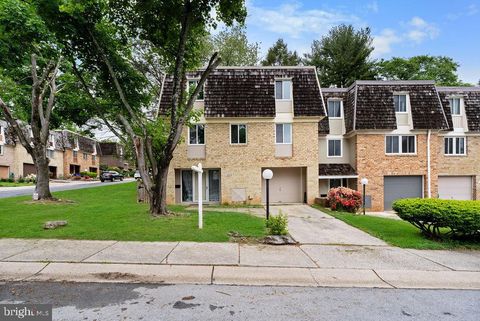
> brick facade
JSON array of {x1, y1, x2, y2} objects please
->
[
  {"x1": 437, "y1": 135, "x2": 480, "y2": 200},
  {"x1": 62, "y1": 149, "x2": 99, "y2": 177},
  {"x1": 355, "y1": 133, "x2": 440, "y2": 211},
  {"x1": 167, "y1": 121, "x2": 319, "y2": 205}
]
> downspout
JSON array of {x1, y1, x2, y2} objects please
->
[{"x1": 427, "y1": 129, "x2": 431, "y2": 198}]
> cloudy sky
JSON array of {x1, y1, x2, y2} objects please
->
[{"x1": 235, "y1": 0, "x2": 479, "y2": 84}]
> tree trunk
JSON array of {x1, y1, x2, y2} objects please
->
[
  {"x1": 34, "y1": 153, "x2": 53, "y2": 200},
  {"x1": 149, "y1": 164, "x2": 170, "y2": 216}
]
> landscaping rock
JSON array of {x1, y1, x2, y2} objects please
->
[
  {"x1": 43, "y1": 221, "x2": 68, "y2": 230},
  {"x1": 263, "y1": 235, "x2": 297, "y2": 245}
]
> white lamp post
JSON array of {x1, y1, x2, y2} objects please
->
[
  {"x1": 262, "y1": 169, "x2": 273, "y2": 220},
  {"x1": 361, "y1": 177, "x2": 369, "y2": 215},
  {"x1": 191, "y1": 163, "x2": 203, "y2": 229}
]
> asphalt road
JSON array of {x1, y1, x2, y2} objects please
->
[
  {"x1": 1, "y1": 282, "x2": 479, "y2": 321},
  {"x1": 0, "y1": 179, "x2": 134, "y2": 198}
]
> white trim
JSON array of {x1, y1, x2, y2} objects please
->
[
  {"x1": 0, "y1": 144, "x2": 4, "y2": 156},
  {"x1": 274, "y1": 123, "x2": 293, "y2": 144},
  {"x1": 326, "y1": 99, "x2": 343, "y2": 119},
  {"x1": 393, "y1": 93, "x2": 408, "y2": 113},
  {"x1": 327, "y1": 138, "x2": 342, "y2": 157},
  {"x1": 443, "y1": 136, "x2": 467, "y2": 156},
  {"x1": 274, "y1": 79, "x2": 293, "y2": 101},
  {"x1": 229, "y1": 123, "x2": 248, "y2": 145},
  {"x1": 319, "y1": 175, "x2": 358, "y2": 179},
  {"x1": 385, "y1": 135, "x2": 417, "y2": 155},
  {"x1": 187, "y1": 124, "x2": 206, "y2": 146},
  {"x1": 447, "y1": 96, "x2": 462, "y2": 116}
]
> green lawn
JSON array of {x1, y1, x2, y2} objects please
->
[
  {"x1": 313, "y1": 205, "x2": 480, "y2": 250},
  {"x1": 0, "y1": 182, "x2": 266, "y2": 242},
  {"x1": 0, "y1": 181, "x2": 34, "y2": 187}
]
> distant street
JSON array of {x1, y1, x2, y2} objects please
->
[
  {"x1": 0, "y1": 179, "x2": 134, "y2": 198},
  {"x1": 1, "y1": 282, "x2": 479, "y2": 321}
]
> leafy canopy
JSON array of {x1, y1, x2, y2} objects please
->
[{"x1": 304, "y1": 24, "x2": 376, "y2": 87}]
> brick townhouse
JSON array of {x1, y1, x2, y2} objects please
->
[
  {"x1": 0, "y1": 124, "x2": 101, "y2": 179},
  {"x1": 99, "y1": 142, "x2": 133, "y2": 171},
  {"x1": 158, "y1": 67, "x2": 480, "y2": 211}
]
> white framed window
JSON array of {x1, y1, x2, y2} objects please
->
[
  {"x1": 329, "y1": 178, "x2": 347, "y2": 189},
  {"x1": 385, "y1": 135, "x2": 416, "y2": 154},
  {"x1": 188, "y1": 79, "x2": 204, "y2": 100},
  {"x1": 275, "y1": 80, "x2": 292, "y2": 100},
  {"x1": 189, "y1": 124, "x2": 205, "y2": 145},
  {"x1": 74, "y1": 137, "x2": 79, "y2": 150},
  {"x1": 394, "y1": 94, "x2": 407, "y2": 112},
  {"x1": 83, "y1": 152, "x2": 88, "y2": 160},
  {"x1": 92, "y1": 143, "x2": 97, "y2": 155},
  {"x1": 48, "y1": 134, "x2": 55, "y2": 149},
  {"x1": 449, "y1": 98, "x2": 461, "y2": 115},
  {"x1": 47, "y1": 149, "x2": 55, "y2": 159},
  {"x1": 327, "y1": 139, "x2": 342, "y2": 157},
  {"x1": 0, "y1": 144, "x2": 4, "y2": 156},
  {"x1": 275, "y1": 123, "x2": 292, "y2": 144},
  {"x1": 444, "y1": 137, "x2": 466, "y2": 155},
  {"x1": 92, "y1": 155, "x2": 97, "y2": 162},
  {"x1": 73, "y1": 150, "x2": 78, "y2": 158},
  {"x1": 327, "y1": 100, "x2": 342, "y2": 118},
  {"x1": 230, "y1": 124, "x2": 247, "y2": 144}
]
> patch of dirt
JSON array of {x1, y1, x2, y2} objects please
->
[
  {"x1": 228, "y1": 231, "x2": 263, "y2": 244},
  {"x1": 93, "y1": 272, "x2": 139, "y2": 280}
]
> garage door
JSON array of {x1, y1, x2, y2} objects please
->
[
  {"x1": 384, "y1": 176, "x2": 423, "y2": 210},
  {"x1": 0, "y1": 166, "x2": 9, "y2": 179},
  {"x1": 23, "y1": 163, "x2": 36, "y2": 176},
  {"x1": 262, "y1": 167, "x2": 305, "y2": 203},
  {"x1": 438, "y1": 176, "x2": 472, "y2": 200}
]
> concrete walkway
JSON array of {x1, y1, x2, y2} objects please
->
[
  {"x1": 271, "y1": 204, "x2": 387, "y2": 246},
  {"x1": 1, "y1": 238, "x2": 479, "y2": 289}
]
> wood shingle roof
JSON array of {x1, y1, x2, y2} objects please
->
[{"x1": 437, "y1": 87, "x2": 480, "y2": 132}]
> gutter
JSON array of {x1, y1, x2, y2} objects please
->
[{"x1": 427, "y1": 129, "x2": 432, "y2": 198}]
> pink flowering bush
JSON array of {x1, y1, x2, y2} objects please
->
[{"x1": 326, "y1": 187, "x2": 362, "y2": 213}]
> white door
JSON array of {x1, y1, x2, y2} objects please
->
[
  {"x1": 438, "y1": 176, "x2": 472, "y2": 200},
  {"x1": 262, "y1": 167, "x2": 303, "y2": 203}
]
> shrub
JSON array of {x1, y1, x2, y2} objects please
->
[
  {"x1": 266, "y1": 212, "x2": 288, "y2": 235},
  {"x1": 393, "y1": 198, "x2": 480, "y2": 239},
  {"x1": 80, "y1": 171, "x2": 97, "y2": 179},
  {"x1": 24, "y1": 174, "x2": 36, "y2": 183},
  {"x1": 17, "y1": 177, "x2": 25, "y2": 183},
  {"x1": 326, "y1": 187, "x2": 362, "y2": 213}
]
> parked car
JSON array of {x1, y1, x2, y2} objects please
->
[
  {"x1": 100, "y1": 171, "x2": 124, "y2": 182},
  {"x1": 134, "y1": 170, "x2": 141, "y2": 180}
]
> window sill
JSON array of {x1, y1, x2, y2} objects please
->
[{"x1": 385, "y1": 153, "x2": 417, "y2": 156}]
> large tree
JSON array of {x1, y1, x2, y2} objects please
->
[
  {"x1": 304, "y1": 24, "x2": 376, "y2": 87},
  {"x1": 41, "y1": 0, "x2": 247, "y2": 215},
  {"x1": 0, "y1": 0, "x2": 91, "y2": 199},
  {"x1": 204, "y1": 25, "x2": 259, "y2": 65},
  {"x1": 377, "y1": 55, "x2": 469, "y2": 86},
  {"x1": 261, "y1": 38, "x2": 301, "y2": 66}
]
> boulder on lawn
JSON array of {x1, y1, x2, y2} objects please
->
[{"x1": 43, "y1": 220, "x2": 68, "y2": 229}]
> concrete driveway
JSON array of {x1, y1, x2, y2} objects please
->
[{"x1": 271, "y1": 204, "x2": 387, "y2": 246}]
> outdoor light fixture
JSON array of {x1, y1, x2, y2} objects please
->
[
  {"x1": 262, "y1": 169, "x2": 273, "y2": 220},
  {"x1": 361, "y1": 177, "x2": 369, "y2": 215},
  {"x1": 191, "y1": 163, "x2": 203, "y2": 229}
]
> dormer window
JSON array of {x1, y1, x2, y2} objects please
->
[
  {"x1": 449, "y1": 98, "x2": 461, "y2": 115},
  {"x1": 275, "y1": 80, "x2": 292, "y2": 100},
  {"x1": 48, "y1": 134, "x2": 55, "y2": 149},
  {"x1": 92, "y1": 143, "x2": 97, "y2": 155},
  {"x1": 188, "y1": 79, "x2": 204, "y2": 100},
  {"x1": 327, "y1": 100, "x2": 342, "y2": 118},
  {"x1": 74, "y1": 137, "x2": 79, "y2": 151},
  {"x1": 394, "y1": 94, "x2": 407, "y2": 112}
]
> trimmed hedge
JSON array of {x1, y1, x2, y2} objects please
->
[{"x1": 392, "y1": 198, "x2": 480, "y2": 239}]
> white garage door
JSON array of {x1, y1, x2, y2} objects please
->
[
  {"x1": 262, "y1": 167, "x2": 305, "y2": 203},
  {"x1": 438, "y1": 176, "x2": 472, "y2": 200}
]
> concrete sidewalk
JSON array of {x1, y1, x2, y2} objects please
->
[{"x1": 1, "y1": 238, "x2": 479, "y2": 289}]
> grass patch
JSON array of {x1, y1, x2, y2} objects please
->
[
  {"x1": 0, "y1": 182, "x2": 34, "y2": 187},
  {"x1": 0, "y1": 182, "x2": 266, "y2": 242},
  {"x1": 312, "y1": 205, "x2": 480, "y2": 250}
]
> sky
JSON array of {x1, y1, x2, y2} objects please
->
[{"x1": 232, "y1": 0, "x2": 480, "y2": 84}]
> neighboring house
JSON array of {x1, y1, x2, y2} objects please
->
[
  {"x1": 0, "y1": 121, "x2": 64, "y2": 179},
  {"x1": 99, "y1": 142, "x2": 132, "y2": 170},
  {"x1": 319, "y1": 80, "x2": 474, "y2": 212},
  {"x1": 56, "y1": 130, "x2": 100, "y2": 176},
  {"x1": 436, "y1": 87, "x2": 480, "y2": 201},
  {"x1": 159, "y1": 66, "x2": 326, "y2": 205}
]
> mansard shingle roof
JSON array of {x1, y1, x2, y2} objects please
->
[
  {"x1": 319, "y1": 164, "x2": 357, "y2": 176},
  {"x1": 437, "y1": 87, "x2": 480, "y2": 132},
  {"x1": 159, "y1": 67, "x2": 326, "y2": 118}
]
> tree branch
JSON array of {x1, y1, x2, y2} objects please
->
[{"x1": 0, "y1": 97, "x2": 33, "y2": 155}]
